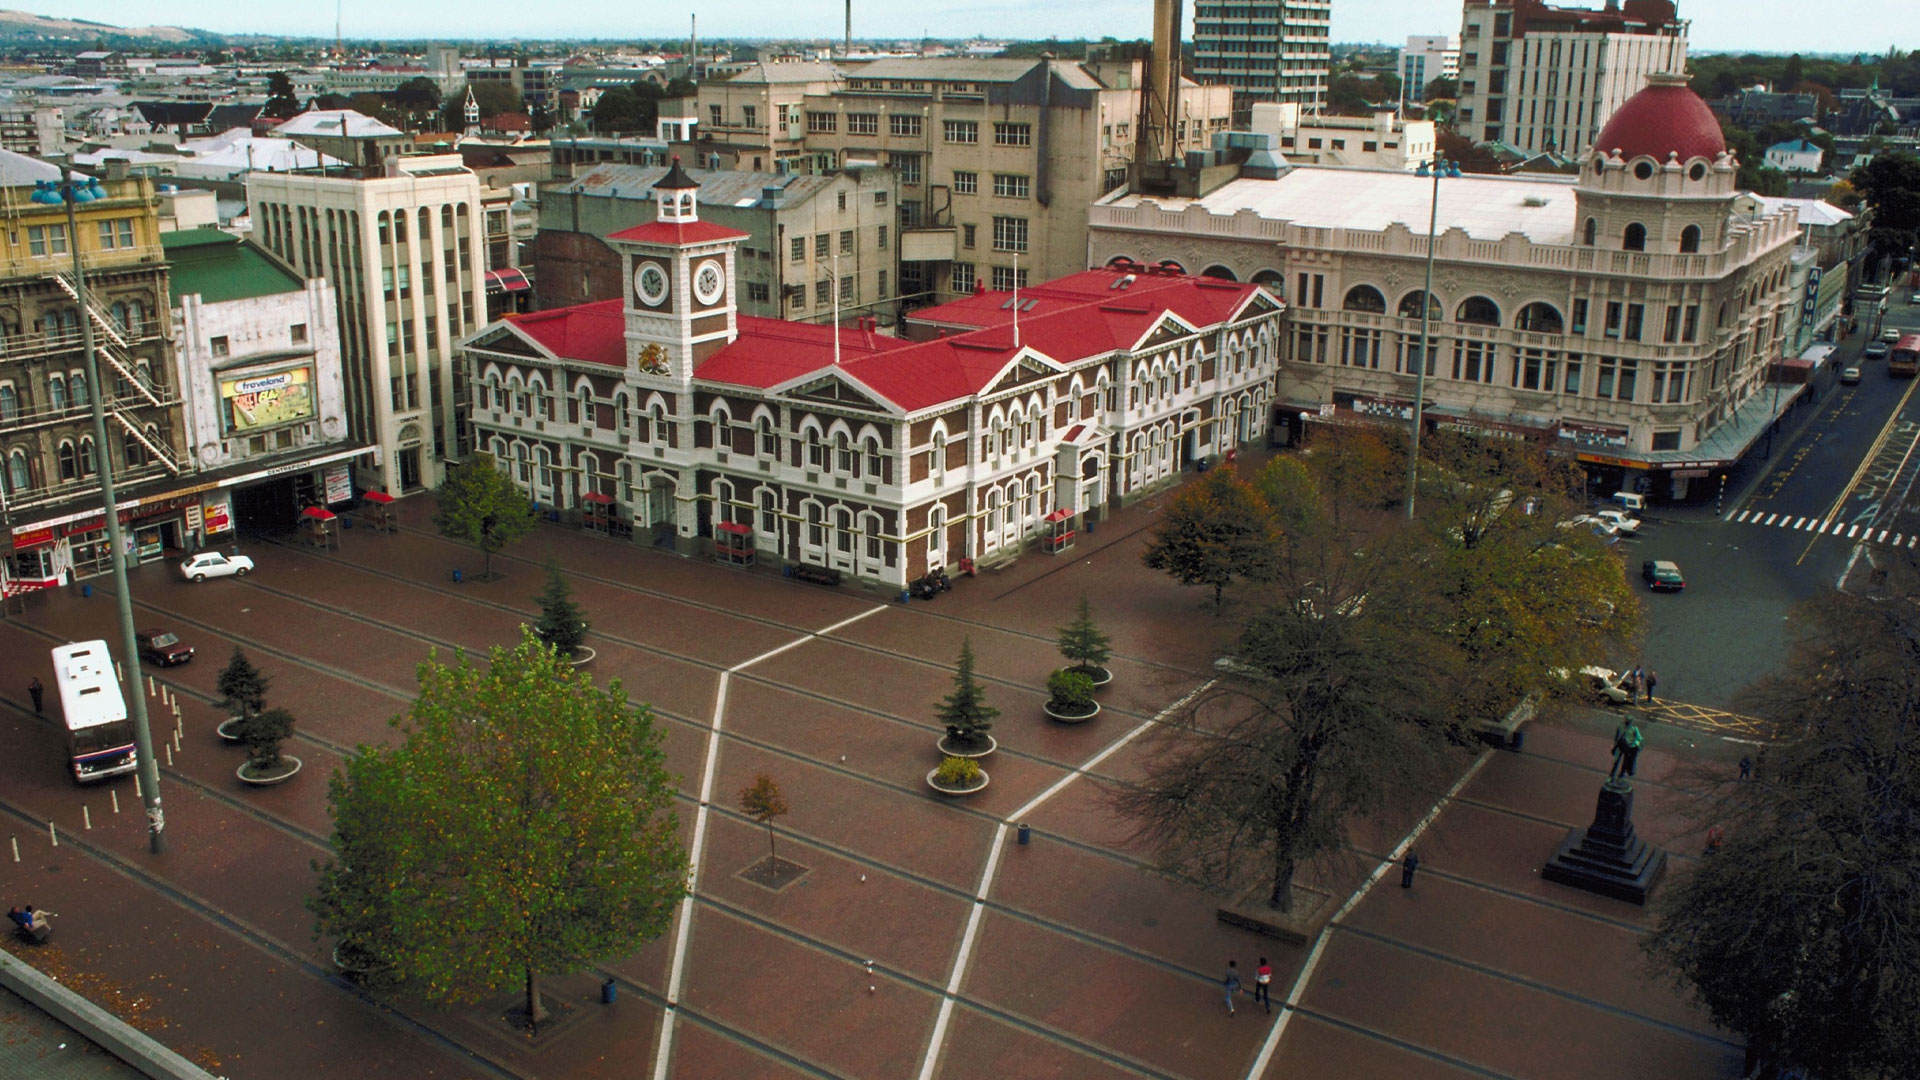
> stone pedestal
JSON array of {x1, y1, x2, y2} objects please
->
[{"x1": 1542, "y1": 779, "x2": 1666, "y2": 905}]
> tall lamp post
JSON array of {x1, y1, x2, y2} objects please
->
[
  {"x1": 1405, "y1": 155, "x2": 1460, "y2": 519},
  {"x1": 33, "y1": 169, "x2": 166, "y2": 854}
]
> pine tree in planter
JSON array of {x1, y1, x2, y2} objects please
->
[
  {"x1": 533, "y1": 560, "x2": 591, "y2": 663},
  {"x1": 935, "y1": 638, "x2": 999, "y2": 756},
  {"x1": 215, "y1": 647, "x2": 270, "y2": 743},
  {"x1": 238, "y1": 707, "x2": 300, "y2": 782},
  {"x1": 1056, "y1": 594, "x2": 1113, "y2": 686}
]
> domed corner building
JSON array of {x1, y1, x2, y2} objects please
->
[{"x1": 1090, "y1": 71, "x2": 1811, "y2": 503}]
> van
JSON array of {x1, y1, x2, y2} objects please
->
[{"x1": 1609, "y1": 491, "x2": 1646, "y2": 513}]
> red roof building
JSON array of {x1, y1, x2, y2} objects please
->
[{"x1": 459, "y1": 161, "x2": 1285, "y2": 587}]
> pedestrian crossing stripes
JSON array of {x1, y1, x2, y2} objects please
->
[{"x1": 1730, "y1": 508, "x2": 1917, "y2": 547}]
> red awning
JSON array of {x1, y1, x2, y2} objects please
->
[
  {"x1": 301, "y1": 506, "x2": 337, "y2": 521},
  {"x1": 484, "y1": 268, "x2": 531, "y2": 292},
  {"x1": 361, "y1": 490, "x2": 395, "y2": 504},
  {"x1": 582, "y1": 491, "x2": 614, "y2": 505},
  {"x1": 715, "y1": 520, "x2": 752, "y2": 536},
  {"x1": 1043, "y1": 508, "x2": 1072, "y2": 523}
]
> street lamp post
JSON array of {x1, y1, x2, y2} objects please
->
[
  {"x1": 1405, "y1": 155, "x2": 1458, "y2": 519},
  {"x1": 35, "y1": 168, "x2": 166, "y2": 854}
]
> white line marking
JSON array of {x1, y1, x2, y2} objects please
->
[
  {"x1": 1894, "y1": 535, "x2": 1905, "y2": 548},
  {"x1": 1734, "y1": 510, "x2": 1751, "y2": 522},
  {"x1": 1849, "y1": 525, "x2": 1861, "y2": 538},
  {"x1": 1791, "y1": 517, "x2": 1808, "y2": 530},
  {"x1": 1821, "y1": 519, "x2": 1837, "y2": 533},
  {"x1": 652, "y1": 604, "x2": 887, "y2": 1080},
  {"x1": 1243, "y1": 751, "x2": 1494, "y2": 1080},
  {"x1": 914, "y1": 680, "x2": 1215, "y2": 1080},
  {"x1": 1909, "y1": 537, "x2": 1917, "y2": 549},
  {"x1": 1763, "y1": 514, "x2": 1779, "y2": 526},
  {"x1": 1879, "y1": 530, "x2": 1891, "y2": 544}
]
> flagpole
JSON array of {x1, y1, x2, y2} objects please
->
[{"x1": 830, "y1": 248, "x2": 841, "y2": 365}]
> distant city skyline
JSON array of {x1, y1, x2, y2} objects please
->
[{"x1": 35, "y1": 1, "x2": 1915, "y2": 55}]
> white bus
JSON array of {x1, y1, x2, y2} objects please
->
[{"x1": 50, "y1": 640, "x2": 137, "y2": 783}]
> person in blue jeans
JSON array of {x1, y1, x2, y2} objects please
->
[{"x1": 1223, "y1": 959, "x2": 1242, "y2": 1015}]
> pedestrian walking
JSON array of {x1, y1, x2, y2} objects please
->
[
  {"x1": 1400, "y1": 850, "x2": 1420, "y2": 888},
  {"x1": 27, "y1": 677, "x2": 43, "y2": 715},
  {"x1": 1705, "y1": 825, "x2": 1725, "y2": 855},
  {"x1": 1645, "y1": 670, "x2": 1659, "y2": 704},
  {"x1": 1739, "y1": 755, "x2": 1753, "y2": 781},
  {"x1": 1254, "y1": 957, "x2": 1273, "y2": 1013},
  {"x1": 1610, "y1": 716, "x2": 1643, "y2": 779},
  {"x1": 1222, "y1": 960, "x2": 1241, "y2": 1016}
]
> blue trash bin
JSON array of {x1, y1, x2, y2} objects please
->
[
  {"x1": 452, "y1": 568, "x2": 463, "y2": 583},
  {"x1": 81, "y1": 583, "x2": 92, "y2": 599},
  {"x1": 601, "y1": 978, "x2": 618, "y2": 1004}
]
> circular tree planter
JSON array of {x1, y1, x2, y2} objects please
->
[
  {"x1": 331, "y1": 941, "x2": 385, "y2": 977},
  {"x1": 1044, "y1": 699, "x2": 1101, "y2": 724},
  {"x1": 1072, "y1": 665, "x2": 1114, "y2": 688},
  {"x1": 237, "y1": 756, "x2": 302, "y2": 786},
  {"x1": 925, "y1": 768, "x2": 990, "y2": 796},
  {"x1": 936, "y1": 733, "x2": 997, "y2": 759},
  {"x1": 565, "y1": 646, "x2": 596, "y2": 668},
  {"x1": 215, "y1": 717, "x2": 246, "y2": 743}
]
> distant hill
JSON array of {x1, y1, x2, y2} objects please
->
[{"x1": 0, "y1": 8, "x2": 224, "y2": 46}]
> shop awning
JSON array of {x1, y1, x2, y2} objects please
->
[
  {"x1": 300, "y1": 506, "x2": 337, "y2": 521},
  {"x1": 581, "y1": 491, "x2": 614, "y2": 505},
  {"x1": 1043, "y1": 508, "x2": 1072, "y2": 523},
  {"x1": 361, "y1": 490, "x2": 394, "y2": 505},
  {"x1": 715, "y1": 520, "x2": 752, "y2": 536},
  {"x1": 484, "y1": 268, "x2": 531, "y2": 293}
]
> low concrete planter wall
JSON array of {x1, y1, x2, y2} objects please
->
[{"x1": 0, "y1": 950, "x2": 218, "y2": 1080}]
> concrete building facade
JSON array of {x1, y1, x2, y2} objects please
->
[
  {"x1": 1250, "y1": 103, "x2": 1437, "y2": 171},
  {"x1": 1457, "y1": 0, "x2": 1688, "y2": 156},
  {"x1": 1401, "y1": 34, "x2": 1461, "y2": 107},
  {"x1": 1090, "y1": 76, "x2": 1803, "y2": 502},
  {"x1": 1191, "y1": 0, "x2": 1334, "y2": 113},
  {"x1": 247, "y1": 156, "x2": 488, "y2": 495},
  {"x1": 533, "y1": 163, "x2": 900, "y2": 326}
]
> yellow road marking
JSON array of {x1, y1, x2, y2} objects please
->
[{"x1": 1797, "y1": 376, "x2": 1920, "y2": 565}]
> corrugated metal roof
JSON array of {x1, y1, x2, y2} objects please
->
[
  {"x1": 712, "y1": 61, "x2": 844, "y2": 85},
  {"x1": 556, "y1": 163, "x2": 838, "y2": 207}
]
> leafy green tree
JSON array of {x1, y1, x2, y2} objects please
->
[
  {"x1": 217, "y1": 647, "x2": 270, "y2": 721},
  {"x1": 1850, "y1": 151, "x2": 1920, "y2": 267},
  {"x1": 391, "y1": 76, "x2": 442, "y2": 128},
  {"x1": 1055, "y1": 594, "x2": 1112, "y2": 675},
  {"x1": 935, "y1": 638, "x2": 998, "y2": 750},
  {"x1": 738, "y1": 774, "x2": 790, "y2": 861},
  {"x1": 589, "y1": 86, "x2": 644, "y2": 132},
  {"x1": 1646, "y1": 570, "x2": 1920, "y2": 1080},
  {"x1": 530, "y1": 102, "x2": 552, "y2": 134},
  {"x1": 239, "y1": 707, "x2": 296, "y2": 772},
  {"x1": 309, "y1": 628, "x2": 686, "y2": 1031},
  {"x1": 1142, "y1": 465, "x2": 1276, "y2": 611},
  {"x1": 433, "y1": 454, "x2": 538, "y2": 581},
  {"x1": 1423, "y1": 76, "x2": 1457, "y2": 102},
  {"x1": 532, "y1": 560, "x2": 589, "y2": 658},
  {"x1": 263, "y1": 71, "x2": 302, "y2": 120}
]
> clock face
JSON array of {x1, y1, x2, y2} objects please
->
[
  {"x1": 634, "y1": 262, "x2": 669, "y2": 306},
  {"x1": 693, "y1": 259, "x2": 725, "y2": 306}
]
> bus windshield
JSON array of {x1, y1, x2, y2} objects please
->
[{"x1": 71, "y1": 720, "x2": 135, "y2": 756}]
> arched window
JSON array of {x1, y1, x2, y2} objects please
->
[
  {"x1": 1515, "y1": 302, "x2": 1563, "y2": 334},
  {"x1": 110, "y1": 300, "x2": 128, "y2": 329},
  {"x1": 1455, "y1": 296, "x2": 1501, "y2": 326},
  {"x1": 1200, "y1": 264, "x2": 1238, "y2": 281},
  {"x1": 5, "y1": 448, "x2": 28, "y2": 493},
  {"x1": 77, "y1": 437, "x2": 95, "y2": 476},
  {"x1": 713, "y1": 479, "x2": 735, "y2": 524},
  {"x1": 833, "y1": 431, "x2": 854, "y2": 475},
  {"x1": 1397, "y1": 290, "x2": 1439, "y2": 320},
  {"x1": 928, "y1": 506, "x2": 945, "y2": 560},
  {"x1": 805, "y1": 426, "x2": 825, "y2": 469},
  {"x1": 69, "y1": 371, "x2": 88, "y2": 406},
  {"x1": 758, "y1": 488, "x2": 777, "y2": 536},
  {"x1": 929, "y1": 431, "x2": 946, "y2": 476},
  {"x1": 859, "y1": 510, "x2": 883, "y2": 563},
  {"x1": 377, "y1": 211, "x2": 391, "y2": 244},
  {"x1": 804, "y1": 501, "x2": 824, "y2": 548},
  {"x1": 1582, "y1": 217, "x2": 1597, "y2": 246},
  {"x1": 534, "y1": 447, "x2": 553, "y2": 491},
  {"x1": 46, "y1": 374, "x2": 66, "y2": 411},
  {"x1": 1679, "y1": 224, "x2": 1701, "y2": 254},
  {"x1": 832, "y1": 507, "x2": 853, "y2": 555},
  {"x1": 57, "y1": 440, "x2": 76, "y2": 480},
  {"x1": 757, "y1": 416, "x2": 778, "y2": 457},
  {"x1": 1251, "y1": 269, "x2": 1285, "y2": 298},
  {"x1": 1623, "y1": 223, "x2": 1646, "y2": 251},
  {"x1": 1342, "y1": 285, "x2": 1386, "y2": 313},
  {"x1": 0, "y1": 383, "x2": 16, "y2": 420},
  {"x1": 863, "y1": 437, "x2": 883, "y2": 480},
  {"x1": 123, "y1": 429, "x2": 147, "y2": 467}
]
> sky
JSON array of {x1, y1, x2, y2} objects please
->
[{"x1": 38, "y1": 1, "x2": 1918, "y2": 55}]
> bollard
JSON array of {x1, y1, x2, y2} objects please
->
[
  {"x1": 452, "y1": 568, "x2": 463, "y2": 584},
  {"x1": 134, "y1": 774, "x2": 142, "y2": 798},
  {"x1": 10, "y1": 836, "x2": 18, "y2": 862},
  {"x1": 601, "y1": 978, "x2": 618, "y2": 1004},
  {"x1": 1017, "y1": 823, "x2": 1032, "y2": 845},
  {"x1": 148, "y1": 675, "x2": 155, "y2": 696},
  {"x1": 165, "y1": 744, "x2": 173, "y2": 767},
  {"x1": 111, "y1": 790, "x2": 119, "y2": 814},
  {"x1": 83, "y1": 806, "x2": 91, "y2": 830},
  {"x1": 48, "y1": 822, "x2": 57, "y2": 848}
]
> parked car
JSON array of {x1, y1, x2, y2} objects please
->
[
  {"x1": 1865, "y1": 342, "x2": 1891, "y2": 361},
  {"x1": 1841, "y1": 366, "x2": 1862, "y2": 384},
  {"x1": 1641, "y1": 559, "x2": 1686, "y2": 591},
  {"x1": 135, "y1": 629, "x2": 194, "y2": 667},
  {"x1": 1560, "y1": 514, "x2": 1619, "y2": 540},
  {"x1": 1595, "y1": 509, "x2": 1641, "y2": 535},
  {"x1": 1608, "y1": 491, "x2": 1646, "y2": 513},
  {"x1": 1581, "y1": 666, "x2": 1636, "y2": 705},
  {"x1": 1909, "y1": 291, "x2": 1920, "y2": 305},
  {"x1": 179, "y1": 551, "x2": 254, "y2": 582},
  {"x1": 1880, "y1": 327, "x2": 1903, "y2": 343}
]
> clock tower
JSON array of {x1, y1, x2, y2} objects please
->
[{"x1": 605, "y1": 158, "x2": 748, "y2": 388}]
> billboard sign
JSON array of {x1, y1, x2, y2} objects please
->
[{"x1": 221, "y1": 367, "x2": 314, "y2": 433}]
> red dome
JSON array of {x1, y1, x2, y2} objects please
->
[{"x1": 1592, "y1": 74, "x2": 1725, "y2": 164}]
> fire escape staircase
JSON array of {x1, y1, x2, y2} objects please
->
[{"x1": 49, "y1": 271, "x2": 183, "y2": 474}]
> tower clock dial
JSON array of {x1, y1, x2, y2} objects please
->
[
  {"x1": 693, "y1": 259, "x2": 725, "y2": 306},
  {"x1": 634, "y1": 261, "x2": 669, "y2": 306}
]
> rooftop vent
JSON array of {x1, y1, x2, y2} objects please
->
[
  {"x1": 1522, "y1": 195, "x2": 1551, "y2": 207},
  {"x1": 1110, "y1": 274, "x2": 1137, "y2": 290}
]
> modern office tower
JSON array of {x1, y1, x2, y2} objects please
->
[{"x1": 1192, "y1": 0, "x2": 1334, "y2": 116}]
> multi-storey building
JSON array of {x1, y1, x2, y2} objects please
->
[
  {"x1": 0, "y1": 105, "x2": 64, "y2": 156},
  {"x1": 1250, "y1": 103, "x2": 1436, "y2": 171},
  {"x1": 1090, "y1": 75, "x2": 1801, "y2": 502},
  {"x1": 163, "y1": 228, "x2": 362, "y2": 529},
  {"x1": 274, "y1": 110, "x2": 413, "y2": 173},
  {"x1": 458, "y1": 165, "x2": 1283, "y2": 587},
  {"x1": 679, "y1": 61, "x2": 845, "y2": 174},
  {"x1": 533, "y1": 163, "x2": 899, "y2": 325},
  {"x1": 787, "y1": 57, "x2": 1232, "y2": 301},
  {"x1": 247, "y1": 155, "x2": 488, "y2": 494},
  {"x1": 0, "y1": 159, "x2": 188, "y2": 592},
  {"x1": 1456, "y1": 0, "x2": 1688, "y2": 156},
  {"x1": 1401, "y1": 34, "x2": 1461, "y2": 108},
  {"x1": 1191, "y1": 0, "x2": 1334, "y2": 115}
]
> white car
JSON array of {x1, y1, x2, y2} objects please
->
[
  {"x1": 179, "y1": 551, "x2": 254, "y2": 582},
  {"x1": 1560, "y1": 514, "x2": 1620, "y2": 540},
  {"x1": 1580, "y1": 666, "x2": 1636, "y2": 705},
  {"x1": 1594, "y1": 509, "x2": 1641, "y2": 535},
  {"x1": 1880, "y1": 328, "x2": 1903, "y2": 344}
]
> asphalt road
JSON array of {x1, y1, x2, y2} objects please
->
[{"x1": 1625, "y1": 288, "x2": 1920, "y2": 715}]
